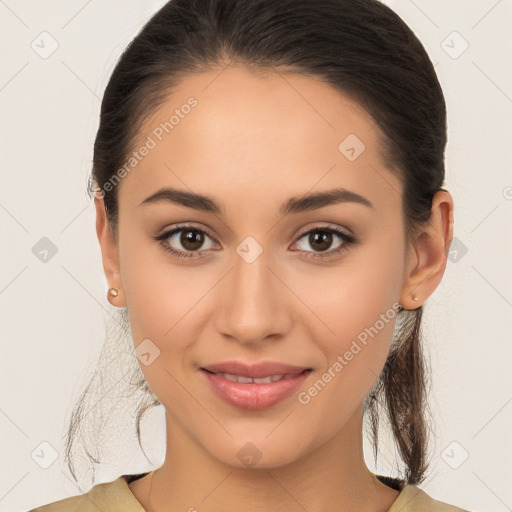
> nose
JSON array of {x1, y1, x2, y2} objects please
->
[{"x1": 214, "y1": 244, "x2": 293, "y2": 346}]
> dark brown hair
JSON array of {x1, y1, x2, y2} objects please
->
[{"x1": 67, "y1": 0, "x2": 446, "y2": 489}]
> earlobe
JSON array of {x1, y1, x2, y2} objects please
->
[
  {"x1": 399, "y1": 190, "x2": 454, "y2": 310},
  {"x1": 93, "y1": 193, "x2": 126, "y2": 307}
]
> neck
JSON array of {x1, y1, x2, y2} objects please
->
[{"x1": 138, "y1": 404, "x2": 399, "y2": 512}]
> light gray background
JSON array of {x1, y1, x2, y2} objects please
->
[{"x1": 1, "y1": 1, "x2": 511, "y2": 511}]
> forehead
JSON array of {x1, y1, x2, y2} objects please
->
[{"x1": 117, "y1": 64, "x2": 401, "y2": 214}]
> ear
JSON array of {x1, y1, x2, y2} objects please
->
[
  {"x1": 94, "y1": 192, "x2": 126, "y2": 308},
  {"x1": 400, "y1": 190, "x2": 454, "y2": 310}
]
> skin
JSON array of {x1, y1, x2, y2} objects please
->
[{"x1": 94, "y1": 63, "x2": 454, "y2": 512}]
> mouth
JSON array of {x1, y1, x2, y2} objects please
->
[{"x1": 199, "y1": 362, "x2": 313, "y2": 410}]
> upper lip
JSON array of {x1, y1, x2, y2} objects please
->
[{"x1": 201, "y1": 361, "x2": 311, "y2": 378}]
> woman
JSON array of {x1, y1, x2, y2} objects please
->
[{"x1": 30, "y1": 0, "x2": 470, "y2": 510}]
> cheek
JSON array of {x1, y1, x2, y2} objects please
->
[
  {"x1": 118, "y1": 235, "x2": 213, "y2": 397},
  {"x1": 119, "y1": 227, "x2": 198, "y2": 336},
  {"x1": 293, "y1": 234, "x2": 404, "y2": 345},
  {"x1": 294, "y1": 232, "x2": 404, "y2": 402},
  {"x1": 118, "y1": 250, "x2": 208, "y2": 415}
]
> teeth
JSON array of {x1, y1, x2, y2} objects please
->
[
  {"x1": 254, "y1": 376, "x2": 275, "y2": 384},
  {"x1": 215, "y1": 372, "x2": 300, "y2": 383}
]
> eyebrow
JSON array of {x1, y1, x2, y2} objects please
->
[{"x1": 139, "y1": 186, "x2": 374, "y2": 216}]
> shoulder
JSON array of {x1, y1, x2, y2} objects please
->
[
  {"x1": 389, "y1": 484, "x2": 471, "y2": 512},
  {"x1": 27, "y1": 475, "x2": 146, "y2": 512}
]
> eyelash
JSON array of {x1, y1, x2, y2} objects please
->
[{"x1": 153, "y1": 224, "x2": 357, "y2": 261}]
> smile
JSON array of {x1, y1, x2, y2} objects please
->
[{"x1": 200, "y1": 368, "x2": 312, "y2": 410}]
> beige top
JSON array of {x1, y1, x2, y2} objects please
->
[{"x1": 28, "y1": 473, "x2": 470, "y2": 511}]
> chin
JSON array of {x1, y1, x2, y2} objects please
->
[{"x1": 202, "y1": 432, "x2": 312, "y2": 470}]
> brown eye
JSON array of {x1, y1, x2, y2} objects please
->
[
  {"x1": 154, "y1": 225, "x2": 219, "y2": 259},
  {"x1": 308, "y1": 231, "x2": 333, "y2": 252},
  {"x1": 180, "y1": 229, "x2": 205, "y2": 251},
  {"x1": 292, "y1": 226, "x2": 357, "y2": 260}
]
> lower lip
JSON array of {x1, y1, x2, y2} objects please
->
[{"x1": 200, "y1": 369, "x2": 310, "y2": 410}]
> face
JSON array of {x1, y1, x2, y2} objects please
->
[{"x1": 99, "y1": 64, "x2": 415, "y2": 468}]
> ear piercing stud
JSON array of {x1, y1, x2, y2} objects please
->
[
  {"x1": 108, "y1": 287, "x2": 119, "y2": 297},
  {"x1": 398, "y1": 293, "x2": 419, "y2": 312}
]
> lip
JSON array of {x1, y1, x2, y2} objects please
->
[{"x1": 200, "y1": 361, "x2": 312, "y2": 410}]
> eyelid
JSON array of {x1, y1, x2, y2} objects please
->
[
  {"x1": 154, "y1": 222, "x2": 357, "y2": 259},
  {"x1": 157, "y1": 222, "x2": 219, "y2": 243},
  {"x1": 294, "y1": 222, "x2": 355, "y2": 240}
]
